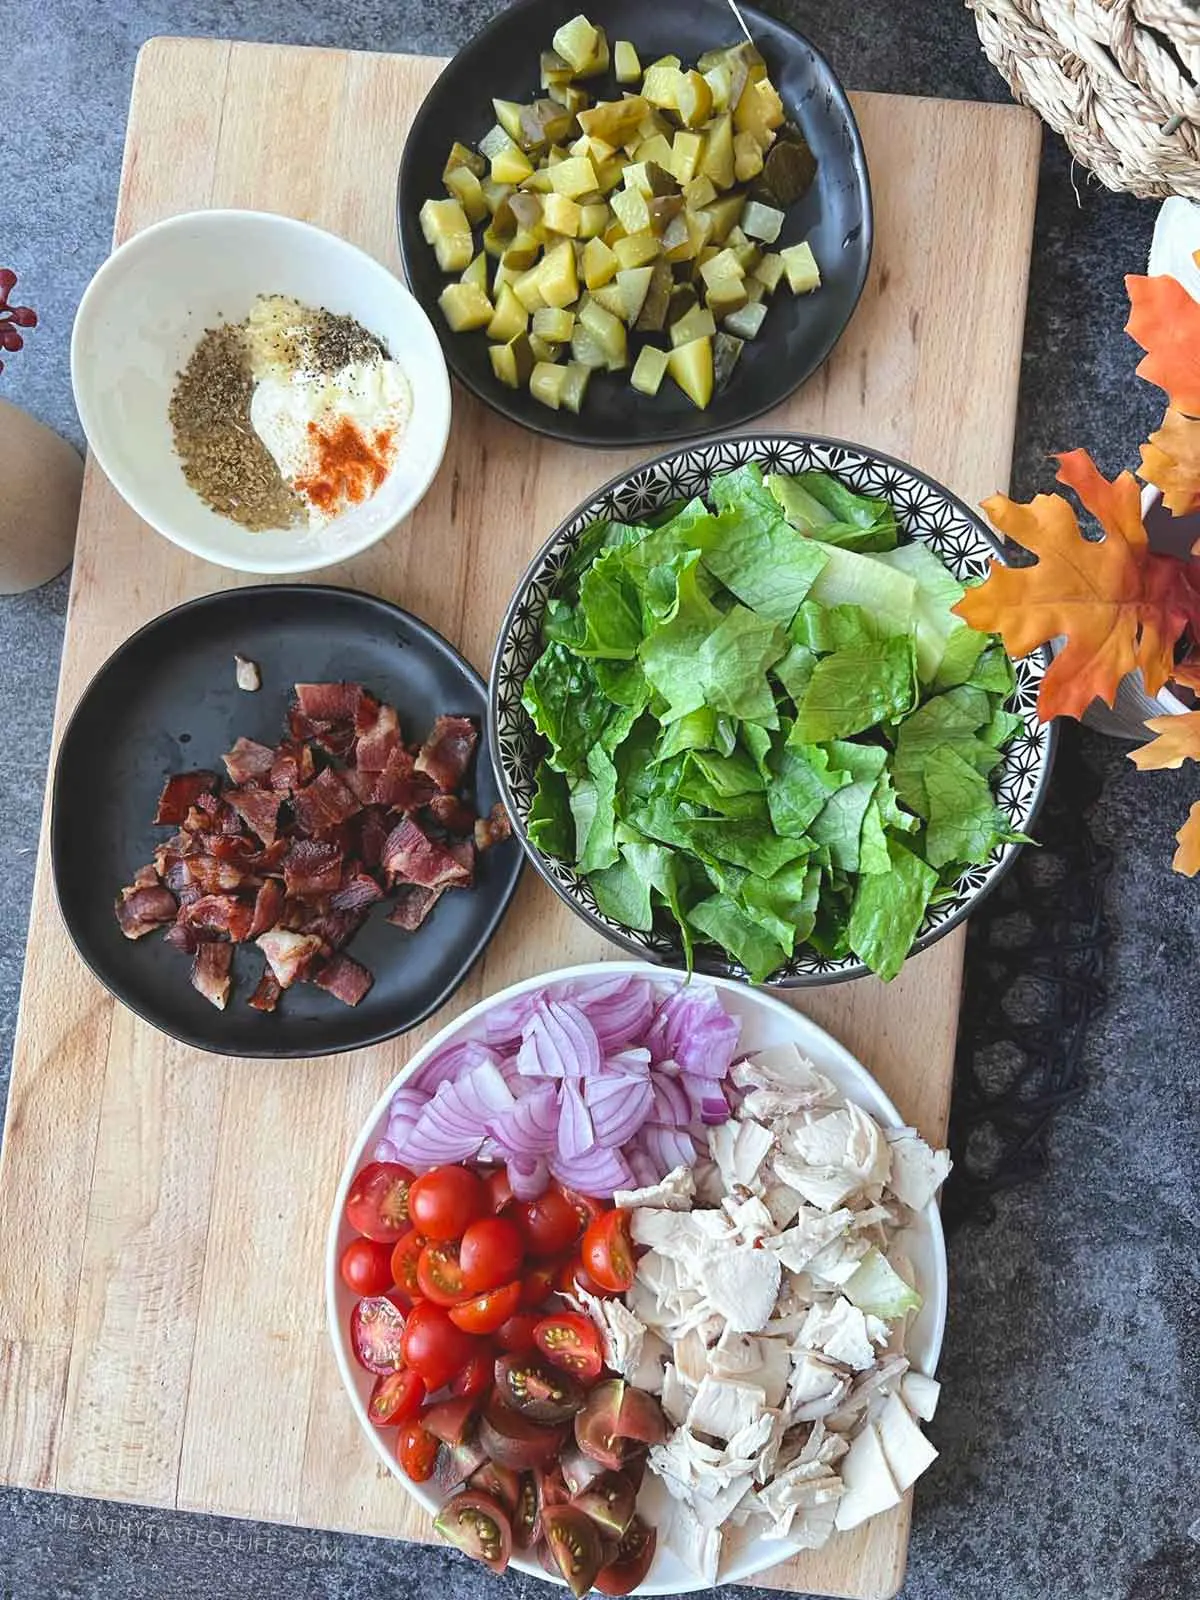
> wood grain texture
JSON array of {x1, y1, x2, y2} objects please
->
[{"x1": 0, "y1": 36, "x2": 1040, "y2": 1600}]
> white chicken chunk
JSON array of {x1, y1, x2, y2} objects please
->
[
  {"x1": 901, "y1": 1370, "x2": 941, "y2": 1421},
  {"x1": 875, "y1": 1390, "x2": 939, "y2": 1490},
  {"x1": 615, "y1": 1164, "x2": 695, "y2": 1211},
  {"x1": 698, "y1": 1245, "x2": 782, "y2": 1332},
  {"x1": 885, "y1": 1129, "x2": 952, "y2": 1209},
  {"x1": 767, "y1": 1206, "x2": 856, "y2": 1272},
  {"x1": 834, "y1": 1422, "x2": 901, "y2": 1530},
  {"x1": 687, "y1": 1375, "x2": 768, "y2": 1442},
  {"x1": 772, "y1": 1155, "x2": 862, "y2": 1213},
  {"x1": 798, "y1": 1298, "x2": 885, "y2": 1372}
]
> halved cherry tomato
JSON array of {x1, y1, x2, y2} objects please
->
[
  {"x1": 397, "y1": 1419, "x2": 439, "y2": 1482},
  {"x1": 483, "y1": 1168, "x2": 513, "y2": 1213},
  {"x1": 350, "y1": 1295, "x2": 406, "y2": 1374},
  {"x1": 433, "y1": 1489, "x2": 513, "y2": 1575},
  {"x1": 459, "y1": 1215, "x2": 525, "y2": 1294},
  {"x1": 595, "y1": 1515, "x2": 656, "y2": 1595},
  {"x1": 422, "y1": 1394, "x2": 482, "y2": 1445},
  {"x1": 543, "y1": 1505, "x2": 604, "y2": 1595},
  {"x1": 534, "y1": 1313, "x2": 604, "y2": 1381},
  {"x1": 556, "y1": 1185, "x2": 606, "y2": 1235},
  {"x1": 339, "y1": 1237, "x2": 394, "y2": 1297},
  {"x1": 408, "y1": 1166, "x2": 487, "y2": 1241},
  {"x1": 449, "y1": 1280, "x2": 523, "y2": 1335},
  {"x1": 581, "y1": 1210, "x2": 635, "y2": 1294},
  {"x1": 400, "y1": 1300, "x2": 481, "y2": 1391},
  {"x1": 367, "y1": 1367, "x2": 425, "y2": 1427},
  {"x1": 553, "y1": 1255, "x2": 613, "y2": 1300},
  {"x1": 416, "y1": 1240, "x2": 471, "y2": 1306},
  {"x1": 495, "y1": 1311, "x2": 541, "y2": 1353},
  {"x1": 513, "y1": 1190, "x2": 581, "y2": 1257},
  {"x1": 389, "y1": 1228, "x2": 425, "y2": 1300},
  {"x1": 345, "y1": 1161, "x2": 414, "y2": 1242},
  {"x1": 450, "y1": 1349, "x2": 494, "y2": 1398},
  {"x1": 520, "y1": 1261, "x2": 559, "y2": 1309}
]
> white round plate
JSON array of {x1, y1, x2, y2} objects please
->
[
  {"x1": 71, "y1": 209, "x2": 451, "y2": 575},
  {"x1": 326, "y1": 960, "x2": 948, "y2": 1593}
]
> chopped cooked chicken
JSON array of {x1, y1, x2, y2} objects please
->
[
  {"x1": 886, "y1": 1128, "x2": 953, "y2": 1210},
  {"x1": 834, "y1": 1422, "x2": 901, "y2": 1530},
  {"x1": 615, "y1": 1163, "x2": 695, "y2": 1211}
]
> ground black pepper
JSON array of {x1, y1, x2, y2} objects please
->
[{"x1": 309, "y1": 309, "x2": 385, "y2": 375}]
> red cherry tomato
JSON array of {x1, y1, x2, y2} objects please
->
[
  {"x1": 408, "y1": 1166, "x2": 487, "y2": 1241},
  {"x1": 581, "y1": 1210, "x2": 636, "y2": 1293},
  {"x1": 495, "y1": 1311, "x2": 541, "y2": 1353},
  {"x1": 397, "y1": 1420, "x2": 439, "y2": 1482},
  {"x1": 450, "y1": 1350, "x2": 494, "y2": 1398},
  {"x1": 513, "y1": 1190, "x2": 582, "y2": 1257},
  {"x1": 345, "y1": 1161, "x2": 415, "y2": 1242},
  {"x1": 367, "y1": 1367, "x2": 425, "y2": 1427},
  {"x1": 449, "y1": 1280, "x2": 523, "y2": 1335},
  {"x1": 556, "y1": 1185, "x2": 606, "y2": 1235},
  {"x1": 520, "y1": 1261, "x2": 559, "y2": 1309},
  {"x1": 389, "y1": 1229, "x2": 426, "y2": 1300},
  {"x1": 339, "y1": 1237, "x2": 395, "y2": 1297},
  {"x1": 416, "y1": 1240, "x2": 471, "y2": 1307},
  {"x1": 483, "y1": 1168, "x2": 514, "y2": 1212},
  {"x1": 350, "y1": 1296, "x2": 406, "y2": 1374},
  {"x1": 533, "y1": 1313, "x2": 604, "y2": 1381},
  {"x1": 552, "y1": 1255, "x2": 614, "y2": 1300},
  {"x1": 459, "y1": 1216, "x2": 525, "y2": 1294},
  {"x1": 400, "y1": 1300, "x2": 481, "y2": 1391}
]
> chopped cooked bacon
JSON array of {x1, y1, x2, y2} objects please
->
[
  {"x1": 248, "y1": 838, "x2": 290, "y2": 874},
  {"x1": 426, "y1": 794, "x2": 477, "y2": 835},
  {"x1": 248, "y1": 878, "x2": 285, "y2": 939},
  {"x1": 358, "y1": 807, "x2": 390, "y2": 869},
  {"x1": 331, "y1": 872, "x2": 385, "y2": 912},
  {"x1": 371, "y1": 746, "x2": 437, "y2": 811},
  {"x1": 301, "y1": 907, "x2": 367, "y2": 952},
  {"x1": 447, "y1": 838, "x2": 476, "y2": 889},
  {"x1": 387, "y1": 884, "x2": 444, "y2": 931},
  {"x1": 191, "y1": 943, "x2": 233, "y2": 1010},
  {"x1": 163, "y1": 921, "x2": 201, "y2": 954},
  {"x1": 295, "y1": 682, "x2": 365, "y2": 722},
  {"x1": 355, "y1": 700, "x2": 401, "y2": 772},
  {"x1": 207, "y1": 834, "x2": 259, "y2": 863},
  {"x1": 222, "y1": 736, "x2": 276, "y2": 784},
  {"x1": 115, "y1": 882, "x2": 178, "y2": 939},
  {"x1": 229, "y1": 788, "x2": 283, "y2": 845},
  {"x1": 247, "y1": 968, "x2": 282, "y2": 1012},
  {"x1": 257, "y1": 926, "x2": 323, "y2": 987},
  {"x1": 475, "y1": 802, "x2": 513, "y2": 851},
  {"x1": 414, "y1": 716, "x2": 478, "y2": 792},
  {"x1": 291, "y1": 767, "x2": 361, "y2": 834},
  {"x1": 179, "y1": 894, "x2": 255, "y2": 942},
  {"x1": 169, "y1": 855, "x2": 260, "y2": 896},
  {"x1": 270, "y1": 740, "x2": 315, "y2": 792},
  {"x1": 312, "y1": 954, "x2": 373, "y2": 1007},
  {"x1": 154, "y1": 771, "x2": 218, "y2": 825},
  {"x1": 342, "y1": 766, "x2": 376, "y2": 804},
  {"x1": 191, "y1": 793, "x2": 244, "y2": 835},
  {"x1": 382, "y1": 817, "x2": 473, "y2": 889},
  {"x1": 283, "y1": 839, "x2": 344, "y2": 897}
]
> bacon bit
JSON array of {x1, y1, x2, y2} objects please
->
[
  {"x1": 191, "y1": 943, "x2": 233, "y2": 1010},
  {"x1": 426, "y1": 793, "x2": 478, "y2": 835},
  {"x1": 282, "y1": 839, "x2": 344, "y2": 898},
  {"x1": 355, "y1": 700, "x2": 401, "y2": 772},
  {"x1": 312, "y1": 954, "x2": 374, "y2": 1007},
  {"x1": 227, "y1": 787, "x2": 283, "y2": 845},
  {"x1": 474, "y1": 803, "x2": 514, "y2": 852},
  {"x1": 115, "y1": 883, "x2": 178, "y2": 939},
  {"x1": 414, "y1": 715, "x2": 478, "y2": 792},
  {"x1": 257, "y1": 927, "x2": 323, "y2": 988},
  {"x1": 388, "y1": 884, "x2": 444, "y2": 931},
  {"x1": 248, "y1": 879, "x2": 285, "y2": 940},
  {"x1": 382, "y1": 817, "x2": 474, "y2": 890},
  {"x1": 247, "y1": 968, "x2": 283, "y2": 1012},
  {"x1": 294, "y1": 420, "x2": 396, "y2": 516},
  {"x1": 154, "y1": 771, "x2": 218, "y2": 825},
  {"x1": 295, "y1": 682, "x2": 365, "y2": 723},
  {"x1": 370, "y1": 746, "x2": 437, "y2": 811},
  {"x1": 331, "y1": 872, "x2": 386, "y2": 912},
  {"x1": 269, "y1": 739, "x2": 315, "y2": 792},
  {"x1": 221, "y1": 736, "x2": 275, "y2": 784}
]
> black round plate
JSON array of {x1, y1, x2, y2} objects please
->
[
  {"x1": 397, "y1": 0, "x2": 871, "y2": 448},
  {"x1": 52, "y1": 586, "x2": 522, "y2": 1058}
]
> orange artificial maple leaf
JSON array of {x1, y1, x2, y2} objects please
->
[
  {"x1": 1128, "y1": 712, "x2": 1200, "y2": 875},
  {"x1": 1126, "y1": 274, "x2": 1200, "y2": 416},
  {"x1": 954, "y1": 449, "x2": 1200, "y2": 720},
  {"x1": 1138, "y1": 406, "x2": 1200, "y2": 516}
]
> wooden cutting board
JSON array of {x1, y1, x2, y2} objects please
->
[{"x1": 0, "y1": 36, "x2": 1039, "y2": 1600}]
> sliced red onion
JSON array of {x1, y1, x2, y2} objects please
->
[
  {"x1": 648, "y1": 1070, "x2": 692, "y2": 1127},
  {"x1": 517, "y1": 999, "x2": 601, "y2": 1079},
  {"x1": 585, "y1": 1074, "x2": 654, "y2": 1146},
  {"x1": 575, "y1": 977, "x2": 656, "y2": 1049},
  {"x1": 626, "y1": 1146, "x2": 659, "y2": 1188},
  {"x1": 477, "y1": 1137, "x2": 506, "y2": 1164},
  {"x1": 557, "y1": 1078, "x2": 596, "y2": 1160},
  {"x1": 373, "y1": 1136, "x2": 402, "y2": 1162},
  {"x1": 394, "y1": 1111, "x2": 481, "y2": 1166},
  {"x1": 606, "y1": 1046, "x2": 651, "y2": 1075},
  {"x1": 640, "y1": 1124, "x2": 696, "y2": 1176},
  {"x1": 644, "y1": 985, "x2": 741, "y2": 1079},
  {"x1": 507, "y1": 1154, "x2": 549, "y2": 1200},
  {"x1": 487, "y1": 1082, "x2": 559, "y2": 1158},
  {"x1": 409, "y1": 1038, "x2": 502, "y2": 1093},
  {"x1": 484, "y1": 990, "x2": 542, "y2": 1046},
  {"x1": 550, "y1": 1146, "x2": 632, "y2": 1194}
]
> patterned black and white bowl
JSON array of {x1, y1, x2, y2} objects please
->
[{"x1": 488, "y1": 433, "x2": 1056, "y2": 986}]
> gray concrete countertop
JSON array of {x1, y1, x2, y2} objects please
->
[{"x1": 2, "y1": 4, "x2": 1198, "y2": 1599}]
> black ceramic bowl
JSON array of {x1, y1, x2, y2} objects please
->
[
  {"x1": 397, "y1": 0, "x2": 871, "y2": 448},
  {"x1": 53, "y1": 586, "x2": 522, "y2": 1057},
  {"x1": 489, "y1": 434, "x2": 1056, "y2": 986}
]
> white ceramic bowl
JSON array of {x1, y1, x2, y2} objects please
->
[
  {"x1": 71, "y1": 210, "x2": 451, "y2": 575},
  {"x1": 326, "y1": 960, "x2": 948, "y2": 1594}
]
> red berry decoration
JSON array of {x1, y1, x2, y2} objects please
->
[{"x1": 0, "y1": 267, "x2": 37, "y2": 374}]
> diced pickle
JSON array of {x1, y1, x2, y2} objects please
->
[
  {"x1": 505, "y1": 190, "x2": 543, "y2": 232},
  {"x1": 578, "y1": 202, "x2": 610, "y2": 238},
  {"x1": 635, "y1": 258, "x2": 674, "y2": 330},
  {"x1": 443, "y1": 141, "x2": 486, "y2": 182},
  {"x1": 571, "y1": 323, "x2": 609, "y2": 369},
  {"x1": 648, "y1": 194, "x2": 684, "y2": 236},
  {"x1": 487, "y1": 283, "x2": 529, "y2": 343},
  {"x1": 669, "y1": 131, "x2": 704, "y2": 184},
  {"x1": 549, "y1": 155, "x2": 599, "y2": 198},
  {"x1": 551, "y1": 14, "x2": 598, "y2": 71},
  {"x1": 480, "y1": 177, "x2": 515, "y2": 216},
  {"x1": 539, "y1": 240, "x2": 580, "y2": 308},
  {"x1": 634, "y1": 133, "x2": 675, "y2": 170},
  {"x1": 703, "y1": 62, "x2": 733, "y2": 113},
  {"x1": 722, "y1": 299, "x2": 768, "y2": 338},
  {"x1": 420, "y1": 196, "x2": 471, "y2": 245},
  {"x1": 733, "y1": 76, "x2": 784, "y2": 147},
  {"x1": 700, "y1": 247, "x2": 745, "y2": 286},
  {"x1": 492, "y1": 144, "x2": 535, "y2": 185},
  {"x1": 513, "y1": 264, "x2": 548, "y2": 312},
  {"x1": 701, "y1": 191, "x2": 746, "y2": 243},
  {"x1": 781, "y1": 240, "x2": 822, "y2": 293},
  {"x1": 548, "y1": 82, "x2": 590, "y2": 114},
  {"x1": 712, "y1": 330, "x2": 744, "y2": 390},
  {"x1": 754, "y1": 127, "x2": 818, "y2": 207},
  {"x1": 532, "y1": 306, "x2": 576, "y2": 343},
  {"x1": 560, "y1": 361, "x2": 592, "y2": 412},
  {"x1": 684, "y1": 174, "x2": 719, "y2": 209},
  {"x1": 528, "y1": 333, "x2": 561, "y2": 364},
  {"x1": 579, "y1": 300, "x2": 627, "y2": 369},
  {"x1": 589, "y1": 283, "x2": 628, "y2": 319},
  {"x1": 642, "y1": 64, "x2": 682, "y2": 109},
  {"x1": 675, "y1": 71, "x2": 713, "y2": 129},
  {"x1": 502, "y1": 230, "x2": 542, "y2": 270},
  {"x1": 734, "y1": 130, "x2": 765, "y2": 182},
  {"x1": 666, "y1": 335, "x2": 714, "y2": 408},
  {"x1": 479, "y1": 124, "x2": 518, "y2": 163},
  {"x1": 542, "y1": 193, "x2": 583, "y2": 235},
  {"x1": 740, "y1": 199, "x2": 785, "y2": 243},
  {"x1": 666, "y1": 282, "x2": 698, "y2": 325},
  {"x1": 670, "y1": 304, "x2": 717, "y2": 347},
  {"x1": 489, "y1": 332, "x2": 535, "y2": 388},
  {"x1": 613, "y1": 232, "x2": 660, "y2": 270},
  {"x1": 752, "y1": 251, "x2": 785, "y2": 293},
  {"x1": 445, "y1": 165, "x2": 489, "y2": 223},
  {"x1": 704, "y1": 273, "x2": 748, "y2": 317},
  {"x1": 700, "y1": 114, "x2": 735, "y2": 189},
  {"x1": 610, "y1": 186, "x2": 651, "y2": 235},
  {"x1": 461, "y1": 252, "x2": 489, "y2": 292},
  {"x1": 616, "y1": 265, "x2": 655, "y2": 323},
  {"x1": 582, "y1": 236, "x2": 619, "y2": 288},
  {"x1": 540, "y1": 49, "x2": 573, "y2": 88},
  {"x1": 630, "y1": 344, "x2": 669, "y2": 395},
  {"x1": 530, "y1": 360, "x2": 569, "y2": 409},
  {"x1": 438, "y1": 281, "x2": 493, "y2": 331},
  {"x1": 434, "y1": 233, "x2": 474, "y2": 274},
  {"x1": 578, "y1": 96, "x2": 648, "y2": 147},
  {"x1": 614, "y1": 40, "x2": 642, "y2": 83}
]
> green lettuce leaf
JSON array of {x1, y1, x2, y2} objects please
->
[
  {"x1": 697, "y1": 605, "x2": 788, "y2": 725},
  {"x1": 523, "y1": 642, "x2": 614, "y2": 771},
  {"x1": 700, "y1": 493, "x2": 828, "y2": 626},
  {"x1": 675, "y1": 817, "x2": 810, "y2": 877},
  {"x1": 688, "y1": 893, "x2": 791, "y2": 982},
  {"x1": 527, "y1": 761, "x2": 573, "y2": 859},
  {"x1": 570, "y1": 745, "x2": 620, "y2": 872},
  {"x1": 846, "y1": 837, "x2": 937, "y2": 980},
  {"x1": 638, "y1": 551, "x2": 723, "y2": 721},
  {"x1": 767, "y1": 471, "x2": 899, "y2": 552},
  {"x1": 791, "y1": 636, "x2": 918, "y2": 742},
  {"x1": 768, "y1": 742, "x2": 851, "y2": 837},
  {"x1": 789, "y1": 600, "x2": 879, "y2": 654},
  {"x1": 923, "y1": 744, "x2": 1023, "y2": 868},
  {"x1": 844, "y1": 1247, "x2": 923, "y2": 1319}
]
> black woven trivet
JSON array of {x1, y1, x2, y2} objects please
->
[{"x1": 942, "y1": 721, "x2": 1111, "y2": 1231}]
